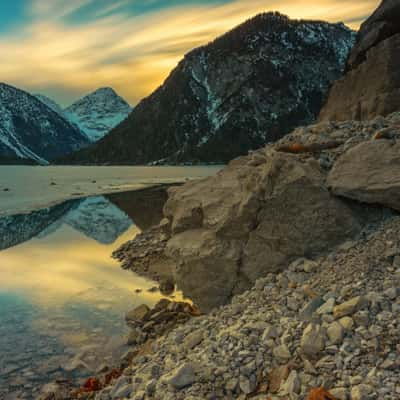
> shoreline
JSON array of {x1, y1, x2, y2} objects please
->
[{"x1": 0, "y1": 165, "x2": 222, "y2": 217}]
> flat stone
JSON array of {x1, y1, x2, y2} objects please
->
[
  {"x1": 333, "y1": 296, "x2": 366, "y2": 319},
  {"x1": 183, "y1": 331, "x2": 204, "y2": 351},
  {"x1": 126, "y1": 304, "x2": 150, "y2": 323},
  {"x1": 165, "y1": 362, "x2": 197, "y2": 389}
]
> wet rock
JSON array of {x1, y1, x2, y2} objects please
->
[
  {"x1": 159, "y1": 279, "x2": 175, "y2": 295},
  {"x1": 126, "y1": 305, "x2": 150, "y2": 324}
]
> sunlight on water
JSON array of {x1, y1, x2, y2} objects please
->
[{"x1": 0, "y1": 188, "x2": 181, "y2": 399}]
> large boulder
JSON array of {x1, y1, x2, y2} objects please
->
[
  {"x1": 319, "y1": 0, "x2": 400, "y2": 121},
  {"x1": 165, "y1": 150, "x2": 362, "y2": 311},
  {"x1": 327, "y1": 140, "x2": 400, "y2": 211}
]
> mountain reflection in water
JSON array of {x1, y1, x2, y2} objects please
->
[{"x1": 0, "y1": 186, "x2": 178, "y2": 400}]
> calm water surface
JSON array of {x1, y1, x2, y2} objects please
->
[{"x1": 0, "y1": 187, "x2": 184, "y2": 399}]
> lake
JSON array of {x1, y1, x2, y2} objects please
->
[
  {"x1": 0, "y1": 165, "x2": 221, "y2": 216},
  {"x1": 0, "y1": 166, "x2": 220, "y2": 400}
]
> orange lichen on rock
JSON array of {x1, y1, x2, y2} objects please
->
[
  {"x1": 276, "y1": 141, "x2": 342, "y2": 154},
  {"x1": 72, "y1": 377, "x2": 103, "y2": 397},
  {"x1": 306, "y1": 387, "x2": 338, "y2": 400},
  {"x1": 277, "y1": 143, "x2": 308, "y2": 153},
  {"x1": 104, "y1": 368, "x2": 122, "y2": 386},
  {"x1": 83, "y1": 378, "x2": 102, "y2": 392}
]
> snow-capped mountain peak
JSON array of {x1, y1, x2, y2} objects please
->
[
  {"x1": 64, "y1": 87, "x2": 132, "y2": 142},
  {"x1": 0, "y1": 83, "x2": 88, "y2": 164}
]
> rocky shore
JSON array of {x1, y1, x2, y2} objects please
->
[
  {"x1": 39, "y1": 1, "x2": 400, "y2": 399},
  {"x1": 85, "y1": 211, "x2": 399, "y2": 400},
  {"x1": 48, "y1": 110, "x2": 396, "y2": 400}
]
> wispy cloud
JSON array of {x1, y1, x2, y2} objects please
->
[{"x1": 0, "y1": 0, "x2": 379, "y2": 106}]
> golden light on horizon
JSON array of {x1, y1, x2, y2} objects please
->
[{"x1": 0, "y1": 0, "x2": 380, "y2": 106}]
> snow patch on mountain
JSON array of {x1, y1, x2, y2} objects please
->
[{"x1": 0, "y1": 83, "x2": 88, "y2": 164}]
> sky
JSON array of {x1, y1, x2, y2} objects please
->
[{"x1": 0, "y1": 0, "x2": 380, "y2": 107}]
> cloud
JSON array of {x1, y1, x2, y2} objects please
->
[{"x1": 0, "y1": 0, "x2": 380, "y2": 106}]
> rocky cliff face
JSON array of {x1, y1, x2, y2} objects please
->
[
  {"x1": 319, "y1": 0, "x2": 400, "y2": 121},
  {"x1": 63, "y1": 13, "x2": 354, "y2": 165},
  {"x1": 0, "y1": 83, "x2": 89, "y2": 164}
]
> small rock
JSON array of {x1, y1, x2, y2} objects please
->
[
  {"x1": 317, "y1": 298, "x2": 336, "y2": 315},
  {"x1": 329, "y1": 387, "x2": 348, "y2": 400},
  {"x1": 300, "y1": 323, "x2": 326, "y2": 356},
  {"x1": 300, "y1": 297, "x2": 325, "y2": 321},
  {"x1": 269, "y1": 365, "x2": 290, "y2": 393},
  {"x1": 327, "y1": 321, "x2": 344, "y2": 344},
  {"x1": 281, "y1": 370, "x2": 301, "y2": 395},
  {"x1": 183, "y1": 331, "x2": 203, "y2": 351},
  {"x1": 351, "y1": 384, "x2": 374, "y2": 400},
  {"x1": 225, "y1": 378, "x2": 238, "y2": 392},
  {"x1": 384, "y1": 287, "x2": 398, "y2": 300},
  {"x1": 333, "y1": 296, "x2": 366, "y2": 318},
  {"x1": 338, "y1": 316, "x2": 354, "y2": 331},
  {"x1": 273, "y1": 344, "x2": 291, "y2": 360},
  {"x1": 239, "y1": 375, "x2": 256, "y2": 394},
  {"x1": 165, "y1": 362, "x2": 197, "y2": 389},
  {"x1": 126, "y1": 304, "x2": 150, "y2": 323}
]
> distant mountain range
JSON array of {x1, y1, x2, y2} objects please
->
[
  {"x1": 0, "y1": 196, "x2": 133, "y2": 250},
  {"x1": 0, "y1": 83, "x2": 87, "y2": 165},
  {"x1": 62, "y1": 12, "x2": 355, "y2": 165},
  {"x1": 0, "y1": 84, "x2": 131, "y2": 165}
]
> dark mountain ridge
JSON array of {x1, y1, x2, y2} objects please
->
[{"x1": 60, "y1": 12, "x2": 355, "y2": 165}]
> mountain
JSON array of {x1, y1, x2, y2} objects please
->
[
  {"x1": 61, "y1": 12, "x2": 355, "y2": 165},
  {"x1": 0, "y1": 196, "x2": 133, "y2": 250},
  {"x1": 319, "y1": 0, "x2": 400, "y2": 121},
  {"x1": 64, "y1": 87, "x2": 132, "y2": 142},
  {"x1": 34, "y1": 94, "x2": 68, "y2": 118},
  {"x1": 0, "y1": 83, "x2": 89, "y2": 164},
  {"x1": 63, "y1": 196, "x2": 132, "y2": 244},
  {"x1": 0, "y1": 200, "x2": 78, "y2": 251}
]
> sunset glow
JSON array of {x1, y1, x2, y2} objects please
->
[{"x1": 0, "y1": 0, "x2": 379, "y2": 106}]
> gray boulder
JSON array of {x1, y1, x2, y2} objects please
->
[
  {"x1": 328, "y1": 140, "x2": 400, "y2": 211},
  {"x1": 165, "y1": 150, "x2": 362, "y2": 311}
]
